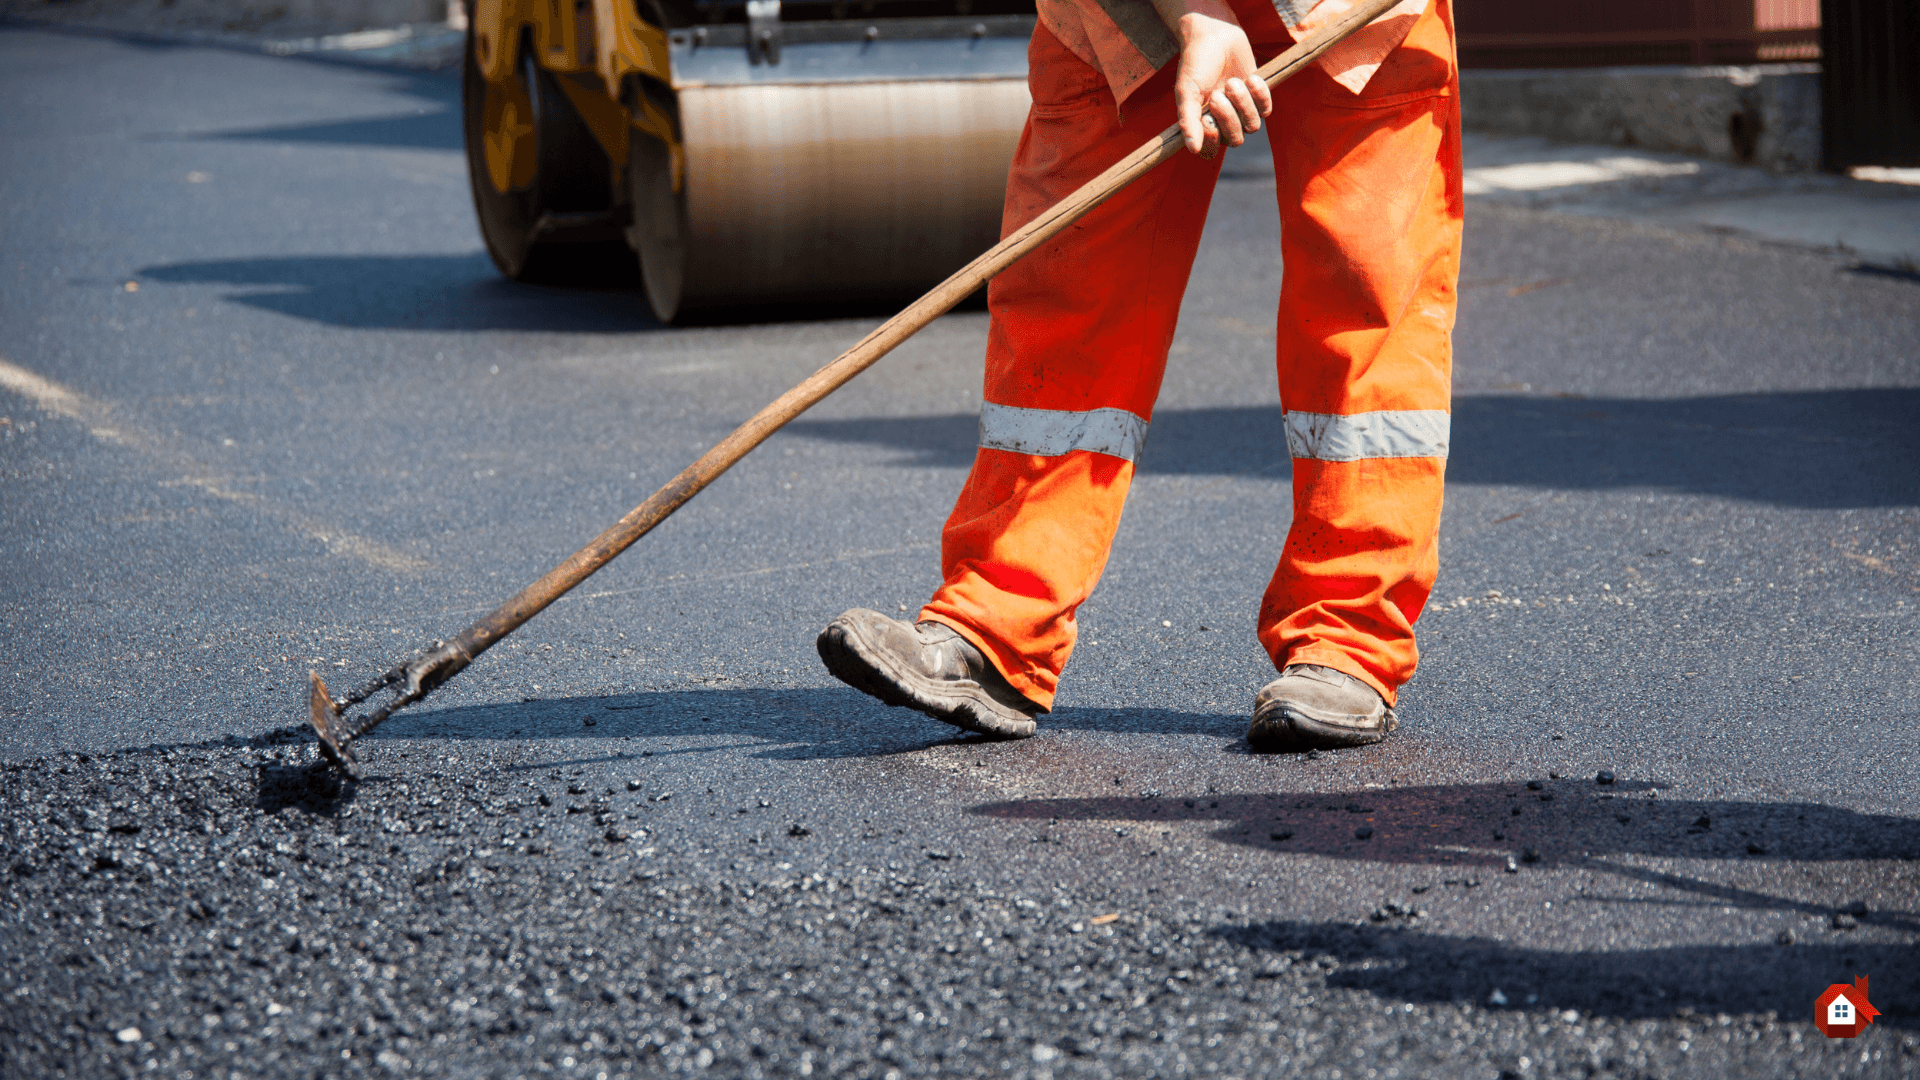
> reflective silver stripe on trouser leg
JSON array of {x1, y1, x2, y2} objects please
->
[
  {"x1": 978, "y1": 402, "x2": 1150, "y2": 462},
  {"x1": 1283, "y1": 410, "x2": 1451, "y2": 461}
]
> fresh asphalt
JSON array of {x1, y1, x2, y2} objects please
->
[{"x1": 2, "y1": 24, "x2": 1916, "y2": 1080}]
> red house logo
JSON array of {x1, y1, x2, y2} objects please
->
[{"x1": 1814, "y1": 976, "x2": 1879, "y2": 1039}]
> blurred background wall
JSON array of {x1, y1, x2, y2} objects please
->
[
  {"x1": 1454, "y1": 0, "x2": 1916, "y2": 170},
  {"x1": 1457, "y1": 0, "x2": 1821, "y2": 68}
]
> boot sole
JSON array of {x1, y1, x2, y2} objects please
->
[
  {"x1": 1247, "y1": 703, "x2": 1398, "y2": 752},
  {"x1": 817, "y1": 621, "x2": 1037, "y2": 739}
]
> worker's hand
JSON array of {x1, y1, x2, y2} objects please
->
[{"x1": 1152, "y1": 0, "x2": 1272, "y2": 156}]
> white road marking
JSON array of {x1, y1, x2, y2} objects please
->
[{"x1": 0, "y1": 356, "x2": 427, "y2": 573}]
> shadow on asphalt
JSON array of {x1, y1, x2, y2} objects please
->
[
  {"x1": 138, "y1": 253, "x2": 668, "y2": 332},
  {"x1": 335, "y1": 687, "x2": 1238, "y2": 764},
  {"x1": 971, "y1": 783, "x2": 1920, "y2": 909},
  {"x1": 321, "y1": 689, "x2": 1920, "y2": 938},
  {"x1": 74, "y1": 689, "x2": 1233, "y2": 784},
  {"x1": 982, "y1": 781, "x2": 1920, "y2": 1023},
  {"x1": 1849, "y1": 263, "x2": 1920, "y2": 286},
  {"x1": 1207, "y1": 919, "x2": 1919, "y2": 1027},
  {"x1": 191, "y1": 92, "x2": 463, "y2": 153},
  {"x1": 256, "y1": 760, "x2": 357, "y2": 812},
  {"x1": 135, "y1": 253, "x2": 983, "y2": 331},
  {"x1": 788, "y1": 390, "x2": 1920, "y2": 508}
]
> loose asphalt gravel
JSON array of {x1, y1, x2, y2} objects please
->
[{"x1": 8, "y1": 736, "x2": 1916, "y2": 1079}]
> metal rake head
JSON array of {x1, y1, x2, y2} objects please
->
[{"x1": 307, "y1": 640, "x2": 473, "y2": 779}]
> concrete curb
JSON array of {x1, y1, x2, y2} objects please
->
[
  {"x1": 1455, "y1": 134, "x2": 1920, "y2": 272},
  {"x1": 1461, "y1": 65, "x2": 1822, "y2": 174}
]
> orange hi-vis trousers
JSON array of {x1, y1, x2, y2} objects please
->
[{"x1": 919, "y1": 1, "x2": 1462, "y2": 711}]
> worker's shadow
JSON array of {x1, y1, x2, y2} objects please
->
[
  {"x1": 347, "y1": 686, "x2": 1237, "y2": 767},
  {"x1": 971, "y1": 781, "x2": 1920, "y2": 896},
  {"x1": 1208, "y1": 918, "x2": 1919, "y2": 1028},
  {"x1": 973, "y1": 781, "x2": 1920, "y2": 1025},
  {"x1": 152, "y1": 688, "x2": 1235, "y2": 816},
  {"x1": 978, "y1": 784, "x2": 1920, "y2": 915}
]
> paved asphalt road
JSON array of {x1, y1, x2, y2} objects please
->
[{"x1": 3, "y1": 25, "x2": 1918, "y2": 1080}]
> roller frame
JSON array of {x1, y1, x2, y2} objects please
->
[{"x1": 467, "y1": 0, "x2": 1038, "y2": 319}]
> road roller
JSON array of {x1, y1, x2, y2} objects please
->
[{"x1": 463, "y1": 0, "x2": 1036, "y2": 322}]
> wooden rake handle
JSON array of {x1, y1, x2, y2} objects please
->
[{"x1": 327, "y1": 0, "x2": 1404, "y2": 741}]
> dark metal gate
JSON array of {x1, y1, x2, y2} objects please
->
[{"x1": 1821, "y1": 0, "x2": 1920, "y2": 167}]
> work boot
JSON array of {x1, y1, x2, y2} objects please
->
[
  {"x1": 817, "y1": 609, "x2": 1041, "y2": 738},
  {"x1": 1247, "y1": 664, "x2": 1398, "y2": 751}
]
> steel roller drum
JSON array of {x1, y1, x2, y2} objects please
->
[{"x1": 634, "y1": 14, "x2": 1034, "y2": 319}]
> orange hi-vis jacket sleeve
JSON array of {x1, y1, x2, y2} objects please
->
[{"x1": 1035, "y1": 0, "x2": 1429, "y2": 106}]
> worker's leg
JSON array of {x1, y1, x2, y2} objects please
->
[
  {"x1": 918, "y1": 24, "x2": 1223, "y2": 709},
  {"x1": 1256, "y1": 1, "x2": 1462, "y2": 705}
]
